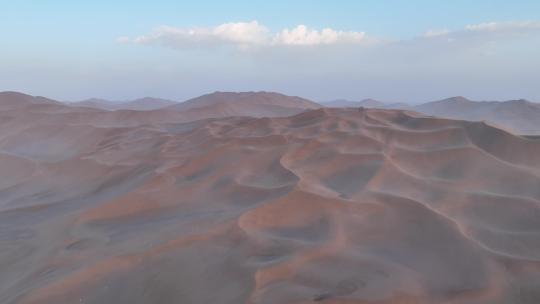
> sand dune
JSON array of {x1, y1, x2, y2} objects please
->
[
  {"x1": 0, "y1": 91, "x2": 322, "y2": 129},
  {"x1": 1, "y1": 94, "x2": 540, "y2": 303},
  {"x1": 323, "y1": 96, "x2": 540, "y2": 135},
  {"x1": 322, "y1": 99, "x2": 388, "y2": 108},
  {"x1": 414, "y1": 97, "x2": 540, "y2": 135},
  {"x1": 171, "y1": 91, "x2": 322, "y2": 112},
  {"x1": 72, "y1": 97, "x2": 177, "y2": 111}
]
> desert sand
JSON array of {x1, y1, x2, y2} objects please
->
[{"x1": 1, "y1": 92, "x2": 540, "y2": 303}]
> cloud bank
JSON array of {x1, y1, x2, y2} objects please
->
[
  {"x1": 119, "y1": 21, "x2": 367, "y2": 49},
  {"x1": 120, "y1": 20, "x2": 540, "y2": 56}
]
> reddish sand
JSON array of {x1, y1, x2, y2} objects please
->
[{"x1": 1, "y1": 93, "x2": 540, "y2": 304}]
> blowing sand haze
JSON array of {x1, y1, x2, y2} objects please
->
[
  {"x1": 2, "y1": 92, "x2": 540, "y2": 303},
  {"x1": 2, "y1": 1, "x2": 540, "y2": 303}
]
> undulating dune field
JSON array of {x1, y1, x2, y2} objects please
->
[{"x1": 1, "y1": 92, "x2": 540, "y2": 303}]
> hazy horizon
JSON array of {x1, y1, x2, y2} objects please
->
[
  {"x1": 2, "y1": 0, "x2": 540, "y2": 102},
  {"x1": 4, "y1": 89, "x2": 539, "y2": 106}
]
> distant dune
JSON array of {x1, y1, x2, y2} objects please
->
[
  {"x1": 0, "y1": 91, "x2": 321, "y2": 128},
  {"x1": 1, "y1": 92, "x2": 540, "y2": 303},
  {"x1": 322, "y1": 98, "x2": 387, "y2": 108},
  {"x1": 69, "y1": 91, "x2": 321, "y2": 123},
  {"x1": 0, "y1": 91, "x2": 62, "y2": 111},
  {"x1": 170, "y1": 91, "x2": 322, "y2": 112},
  {"x1": 414, "y1": 96, "x2": 540, "y2": 135},
  {"x1": 72, "y1": 97, "x2": 177, "y2": 111},
  {"x1": 324, "y1": 96, "x2": 540, "y2": 135}
]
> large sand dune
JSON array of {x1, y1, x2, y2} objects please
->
[{"x1": 1, "y1": 94, "x2": 540, "y2": 303}]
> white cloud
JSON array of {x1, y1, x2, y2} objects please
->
[
  {"x1": 124, "y1": 21, "x2": 269, "y2": 50},
  {"x1": 272, "y1": 25, "x2": 365, "y2": 45},
  {"x1": 121, "y1": 21, "x2": 367, "y2": 50},
  {"x1": 465, "y1": 21, "x2": 540, "y2": 32},
  {"x1": 212, "y1": 21, "x2": 270, "y2": 45},
  {"x1": 121, "y1": 19, "x2": 540, "y2": 65},
  {"x1": 127, "y1": 22, "x2": 268, "y2": 49}
]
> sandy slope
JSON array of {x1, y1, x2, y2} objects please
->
[{"x1": 1, "y1": 101, "x2": 540, "y2": 303}]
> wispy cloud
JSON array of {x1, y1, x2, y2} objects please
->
[
  {"x1": 122, "y1": 20, "x2": 540, "y2": 54},
  {"x1": 422, "y1": 20, "x2": 540, "y2": 39},
  {"x1": 465, "y1": 21, "x2": 540, "y2": 32},
  {"x1": 120, "y1": 21, "x2": 367, "y2": 49},
  {"x1": 118, "y1": 21, "x2": 269, "y2": 49},
  {"x1": 422, "y1": 29, "x2": 450, "y2": 38},
  {"x1": 117, "y1": 20, "x2": 540, "y2": 98}
]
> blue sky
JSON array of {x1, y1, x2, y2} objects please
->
[{"x1": 1, "y1": 0, "x2": 540, "y2": 102}]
